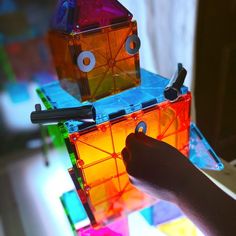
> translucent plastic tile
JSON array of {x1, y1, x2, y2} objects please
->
[
  {"x1": 140, "y1": 200, "x2": 183, "y2": 226},
  {"x1": 38, "y1": 69, "x2": 189, "y2": 129},
  {"x1": 48, "y1": 21, "x2": 140, "y2": 102},
  {"x1": 78, "y1": 217, "x2": 129, "y2": 236},
  {"x1": 189, "y1": 123, "x2": 224, "y2": 170},
  {"x1": 68, "y1": 94, "x2": 191, "y2": 225},
  {"x1": 47, "y1": 125, "x2": 65, "y2": 149},
  {"x1": 157, "y1": 217, "x2": 200, "y2": 236},
  {"x1": 72, "y1": 123, "x2": 114, "y2": 166},
  {"x1": 51, "y1": 0, "x2": 133, "y2": 33},
  {"x1": 37, "y1": 69, "x2": 192, "y2": 226},
  {"x1": 60, "y1": 190, "x2": 90, "y2": 231},
  {"x1": 5, "y1": 82, "x2": 30, "y2": 103}
]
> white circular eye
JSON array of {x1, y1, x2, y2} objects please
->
[
  {"x1": 77, "y1": 51, "x2": 96, "y2": 72},
  {"x1": 125, "y1": 35, "x2": 141, "y2": 55}
]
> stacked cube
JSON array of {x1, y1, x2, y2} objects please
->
[
  {"x1": 37, "y1": 0, "x2": 223, "y2": 234},
  {"x1": 49, "y1": 0, "x2": 140, "y2": 101}
]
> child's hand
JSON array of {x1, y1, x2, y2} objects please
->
[{"x1": 122, "y1": 132, "x2": 196, "y2": 202}]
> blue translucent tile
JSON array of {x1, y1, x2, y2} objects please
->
[
  {"x1": 39, "y1": 69, "x2": 189, "y2": 132},
  {"x1": 140, "y1": 69, "x2": 188, "y2": 98},
  {"x1": 141, "y1": 201, "x2": 183, "y2": 226},
  {"x1": 51, "y1": 0, "x2": 76, "y2": 33},
  {"x1": 5, "y1": 82, "x2": 30, "y2": 103},
  {"x1": 153, "y1": 201, "x2": 183, "y2": 225},
  {"x1": 189, "y1": 123, "x2": 224, "y2": 170},
  {"x1": 33, "y1": 72, "x2": 56, "y2": 86},
  {"x1": 140, "y1": 206, "x2": 154, "y2": 226},
  {"x1": 60, "y1": 190, "x2": 89, "y2": 228}
]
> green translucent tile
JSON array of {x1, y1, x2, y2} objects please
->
[{"x1": 48, "y1": 125, "x2": 65, "y2": 149}]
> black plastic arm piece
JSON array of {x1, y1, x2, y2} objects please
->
[
  {"x1": 164, "y1": 63, "x2": 187, "y2": 102},
  {"x1": 31, "y1": 104, "x2": 96, "y2": 124}
]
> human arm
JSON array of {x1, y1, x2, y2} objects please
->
[{"x1": 122, "y1": 132, "x2": 236, "y2": 236}]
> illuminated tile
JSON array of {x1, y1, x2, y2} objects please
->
[
  {"x1": 48, "y1": 21, "x2": 140, "y2": 101},
  {"x1": 5, "y1": 82, "x2": 30, "y2": 103},
  {"x1": 78, "y1": 216, "x2": 129, "y2": 236},
  {"x1": 51, "y1": 0, "x2": 132, "y2": 33},
  {"x1": 38, "y1": 69, "x2": 191, "y2": 226},
  {"x1": 60, "y1": 190, "x2": 90, "y2": 231},
  {"x1": 141, "y1": 200, "x2": 186, "y2": 226},
  {"x1": 189, "y1": 123, "x2": 224, "y2": 170},
  {"x1": 157, "y1": 217, "x2": 201, "y2": 236}
]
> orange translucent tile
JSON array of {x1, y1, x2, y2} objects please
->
[
  {"x1": 69, "y1": 93, "x2": 191, "y2": 225},
  {"x1": 73, "y1": 123, "x2": 114, "y2": 166},
  {"x1": 48, "y1": 21, "x2": 140, "y2": 101}
]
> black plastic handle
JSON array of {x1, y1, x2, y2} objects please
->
[
  {"x1": 31, "y1": 105, "x2": 96, "y2": 124},
  {"x1": 164, "y1": 63, "x2": 187, "y2": 102}
]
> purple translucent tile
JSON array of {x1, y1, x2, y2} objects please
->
[{"x1": 51, "y1": 0, "x2": 133, "y2": 33}]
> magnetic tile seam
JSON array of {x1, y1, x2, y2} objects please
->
[
  {"x1": 72, "y1": 129, "x2": 125, "y2": 191},
  {"x1": 69, "y1": 168, "x2": 96, "y2": 225},
  {"x1": 91, "y1": 23, "x2": 135, "y2": 99},
  {"x1": 109, "y1": 23, "x2": 140, "y2": 83},
  {"x1": 107, "y1": 29, "x2": 117, "y2": 94},
  {"x1": 109, "y1": 120, "x2": 123, "y2": 193}
]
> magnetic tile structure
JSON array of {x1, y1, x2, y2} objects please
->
[
  {"x1": 34, "y1": 0, "x2": 224, "y2": 234},
  {"x1": 49, "y1": 0, "x2": 140, "y2": 102},
  {"x1": 38, "y1": 69, "x2": 191, "y2": 226}
]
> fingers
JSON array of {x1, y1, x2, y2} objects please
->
[
  {"x1": 125, "y1": 133, "x2": 136, "y2": 150},
  {"x1": 126, "y1": 132, "x2": 160, "y2": 151},
  {"x1": 121, "y1": 147, "x2": 131, "y2": 165}
]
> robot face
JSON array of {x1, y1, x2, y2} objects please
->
[
  {"x1": 77, "y1": 33, "x2": 141, "y2": 73},
  {"x1": 49, "y1": 21, "x2": 141, "y2": 101}
]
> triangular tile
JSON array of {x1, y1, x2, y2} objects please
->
[{"x1": 51, "y1": 0, "x2": 133, "y2": 33}]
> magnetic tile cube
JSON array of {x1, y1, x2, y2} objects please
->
[
  {"x1": 38, "y1": 70, "x2": 191, "y2": 226},
  {"x1": 51, "y1": 0, "x2": 133, "y2": 33},
  {"x1": 67, "y1": 94, "x2": 191, "y2": 225},
  {"x1": 48, "y1": 20, "x2": 140, "y2": 101}
]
